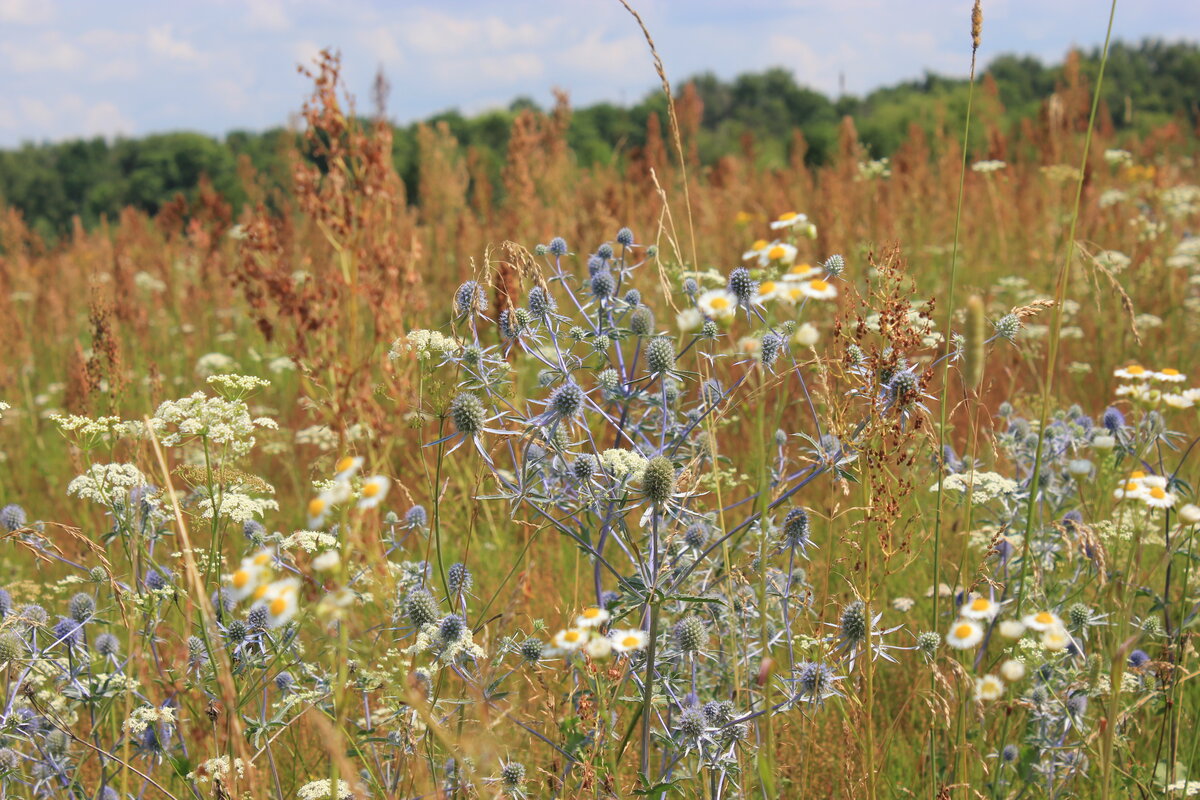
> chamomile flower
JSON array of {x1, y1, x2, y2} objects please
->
[
  {"x1": 770, "y1": 211, "x2": 807, "y2": 230},
  {"x1": 228, "y1": 562, "x2": 268, "y2": 602},
  {"x1": 1040, "y1": 626, "x2": 1072, "y2": 651},
  {"x1": 1114, "y1": 364, "x2": 1151, "y2": 380},
  {"x1": 307, "y1": 494, "x2": 333, "y2": 529},
  {"x1": 756, "y1": 280, "x2": 785, "y2": 302},
  {"x1": 798, "y1": 278, "x2": 837, "y2": 300},
  {"x1": 741, "y1": 239, "x2": 770, "y2": 261},
  {"x1": 584, "y1": 636, "x2": 613, "y2": 659},
  {"x1": 1153, "y1": 367, "x2": 1186, "y2": 382},
  {"x1": 1164, "y1": 393, "x2": 1194, "y2": 409},
  {"x1": 975, "y1": 674, "x2": 1006, "y2": 701},
  {"x1": 960, "y1": 595, "x2": 1002, "y2": 621},
  {"x1": 760, "y1": 242, "x2": 797, "y2": 265},
  {"x1": 575, "y1": 607, "x2": 611, "y2": 628},
  {"x1": 998, "y1": 620, "x2": 1027, "y2": 639},
  {"x1": 610, "y1": 629, "x2": 649, "y2": 653},
  {"x1": 1000, "y1": 659, "x2": 1026, "y2": 682},
  {"x1": 945, "y1": 619, "x2": 984, "y2": 649},
  {"x1": 261, "y1": 579, "x2": 300, "y2": 628},
  {"x1": 357, "y1": 475, "x2": 391, "y2": 509},
  {"x1": 333, "y1": 456, "x2": 364, "y2": 480},
  {"x1": 782, "y1": 261, "x2": 821, "y2": 281},
  {"x1": 1144, "y1": 485, "x2": 1177, "y2": 509},
  {"x1": 1023, "y1": 610, "x2": 1063, "y2": 632},
  {"x1": 553, "y1": 628, "x2": 587, "y2": 651},
  {"x1": 1113, "y1": 480, "x2": 1148, "y2": 502},
  {"x1": 697, "y1": 289, "x2": 737, "y2": 321}
]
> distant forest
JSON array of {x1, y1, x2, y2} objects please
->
[{"x1": 1, "y1": 39, "x2": 1196, "y2": 239}]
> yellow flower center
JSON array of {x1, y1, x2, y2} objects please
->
[
  {"x1": 1130, "y1": 470, "x2": 1146, "y2": 479},
  {"x1": 809, "y1": 279, "x2": 829, "y2": 291},
  {"x1": 790, "y1": 262, "x2": 812, "y2": 275},
  {"x1": 1161, "y1": 368, "x2": 1180, "y2": 376},
  {"x1": 767, "y1": 246, "x2": 787, "y2": 260},
  {"x1": 363, "y1": 482, "x2": 380, "y2": 497},
  {"x1": 954, "y1": 624, "x2": 975, "y2": 639},
  {"x1": 253, "y1": 585, "x2": 270, "y2": 601},
  {"x1": 253, "y1": 552, "x2": 271, "y2": 566},
  {"x1": 1035, "y1": 612, "x2": 1054, "y2": 625},
  {"x1": 232, "y1": 570, "x2": 251, "y2": 589},
  {"x1": 1124, "y1": 481, "x2": 1141, "y2": 492},
  {"x1": 308, "y1": 498, "x2": 326, "y2": 516},
  {"x1": 564, "y1": 630, "x2": 581, "y2": 643},
  {"x1": 711, "y1": 297, "x2": 729, "y2": 310},
  {"x1": 269, "y1": 597, "x2": 288, "y2": 616},
  {"x1": 582, "y1": 608, "x2": 602, "y2": 619},
  {"x1": 1150, "y1": 487, "x2": 1167, "y2": 500},
  {"x1": 622, "y1": 636, "x2": 640, "y2": 648},
  {"x1": 970, "y1": 598, "x2": 990, "y2": 612},
  {"x1": 759, "y1": 281, "x2": 776, "y2": 294},
  {"x1": 778, "y1": 212, "x2": 797, "y2": 221},
  {"x1": 788, "y1": 288, "x2": 804, "y2": 300},
  {"x1": 336, "y1": 456, "x2": 356, "y2": 473},
  {"x1": 751, "y1": 239, "x2": 768, "y2": 250},
  {"x1": 1126, "y1": 365, "x2": 1146, "y2": 374}
]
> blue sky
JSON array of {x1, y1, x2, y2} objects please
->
[{"x1": 0, "y1": 0, "x2": 1195, "y2": 147}]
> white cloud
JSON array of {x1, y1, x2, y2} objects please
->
[
  {"x1": 0, "y1": 0, "x2": 54, "y2": 24},
  {"x1": 7, "y1": 94, "x2": 133, "y2": 140},
  {"x1": 0, "y1": 32, "x2": 82, "y2": 72},
  {"x1": 246, "y1": 0, "x2": 288, "y2": 31},
  {"x1": 147, "y1": 24, "x2": 204, "y2": 64}
]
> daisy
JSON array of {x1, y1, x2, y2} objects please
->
[
  {"x1": 741, "y1": 239, "x2": 770, "y2": 261},
  {"x1": 1040, "y1": 626, "x2": 1072, "y2": 651},
  {"x1": 610, "y1": 628, "x2": 649, "y2": 653},
  {"x1": 1164, "y1": 393, "x2": 1194, "y2": 409},
  {"x1": 333, "y1": 456, "x2": 364, "y2": 481},
  {"x1": 1114, "y1": 364, "x2": 1151, "y2": 380},
  {"x1": 769, "y1": 211, "x2": 807, "y2": 230},
  {"x1": 357, "y1": 475, "x2": 391, "y2": 509},
  {"x1": 553, "y1": 628, "x2": 587, "y2": 651},
  {"x1": 945, "y1": 619, "x2": 984, "y2": 649},
  {"x1": 974, "y1": 674, "x2": 1005, "y2": 701},
  {"x1": 756, "y1": 280, "x2": 784, "y2": 302},
  {"x1": 782, "y1": 261, "x2": 822, "y2": 281},
  {"x1": 575, "y1": 607, "x2": 611, "y2": 628},
  {"x1": 1184, "y1": 388, "x2": 1200, "y2": 404},
  {"x1": 999, "y1": 659, "x2": 1026, "y2": 682},
  {"x1": 697, "y1": 289, "x2": 737, "y2": 321},
  {"x1": 760, "y1": 242, "x2": 797, "y2": 265},
  {"x1": 1112, "y1": 480, "x2": 1148, "y2": 502},
  {"x1": 1144, "y1": 485, "x2": 1177, "y2": 509},
  {"x1": 262, "y1": 578, "x2": 301, "y2": 628},
  {"x1": 306, "y1": 494, "x2": 333, "y2": 529},
  {"x1": 798, "y1": 278, "x2": 837, "y2": 300},
  {"x1": 584, "y1": 637, "x2": 613, "y2": 659},
  {"x1": 960, "y1": 595, "x2": 1002, "y2": 621},
  {"x1": 998, "y1": 620, "x2": 1026, "y2": 639},
  {"x1": 1179, "y1": 504, "x2": 1200, "y2": 525},
  {"x1": 1153, "y1": 367, "x2": 1186, "y2": 382},
  {"x1": 1022, "y1": 610, "x2": 1063, "y2": 632},
  {"x1": 228, "y1": 562, "x2": 268, "y2": 602}
]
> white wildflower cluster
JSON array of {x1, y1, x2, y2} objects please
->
[
  {"x1": 1103, "y1": 148, "x2": 1133, "y2": 167},
  {"x1": 932, "y1": 471, "x2": 1019, "y2": 504},
  {"x1": 67, "y1": 463, "x2": 151, "y2": 505},
  {"x1": 391, "y1": 329, "x2": 458, "y2": 361},
  {"x1": 195, "y1": 352, "x2": 238, "y2": 378},
  {"x1": 1093, "y1": 250, "x2": 1131, "y2": 274},
  {"x1": 122, "y1": 705, "x2": 176, "y2": 735},
  {"x1": 856, "y1": 158, "x2": 891, "y2": 181},
  {"x1": 133, "y1": 271, "x2": 167, "y2": 293},
  {"x1": 153, "y1": 392, "x2": 276, "y2": 457},
  {"x1": 0, "y1": 400, "x2": 8, "y2": 418},
  {"x1": 1160, "y1": 184, "x2": 1200, "y2": 219},
  {"x1": 280, "y1": 530, "x2": 339, "y2": 553},
  {"x1": 197, "y1": 491, "x2": 279, "y2": 524},
  {"x1": 206, "y1": 373, "x2": 271, "y2": 397},
  {"x1": 297, "y1": 778, "x2": 355, "y2": 800},
  {"x1": 187, "y1": 755, "x2": 246, "y2": 785},
  {"x1": 601, "y1": 448, "x2": 649, "y2": 481},
  {"x1": 405, "y1": 621, "x2": 487, "y2": 664},
  {"x1": 50, "y1": 414, "x2": 125, "y2": 441},
  {"x1": 1098, "y1": 188, "x2": 1127, "y2": 208},
  {"x1": 971, "y1": 159, "x2": 1006, "y2": 174}
]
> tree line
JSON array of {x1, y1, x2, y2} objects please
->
[{"x1": 1, "y1": 39, "x2": 1196, "y2": 240}]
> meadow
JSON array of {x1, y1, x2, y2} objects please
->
[{"x1": 1, "y1": 11, "x2": 1199, "y2": 800}]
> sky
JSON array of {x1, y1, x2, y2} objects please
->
[{"x1": 0, "y1": 0, "x2": 1196, "y2": 147}]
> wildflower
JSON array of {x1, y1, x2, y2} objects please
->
[
  {"x1": 1, "y1": 503, "x2": 27, "y2": 531},
  {"x1": 357, "y1": 475, "x2": 391, "y2": 509},
  {"x1": 629, "y1": 306, "x2": 654, "y2": 336},
  {"x1": 739, "y1": 239, "x2": 767, "y2": 263},
  {"x1": 727, "y1": 268, "x2": 757, "y2": 309},
  {"x1": 1128, "y1": 649, "x2": 1151, "y2": 668},
  {"x1": 1151, "y1": 367, "x2": 1184, "y2": 383},
  {"x1": 1000, "y1": 659, "x2": 1026, "y2": 682},
  {"x1": 645, "y1": 338, "x2": 676, "y2": 375},
  {"x1": 499, "y1": 761, "x2": 526, "y2": 795},
  {"x1": 781, "y1": 507, "x2": 812, "y2": 554},
  {"x1": 793, "y1": 322, "x2": 819, "y2": 347},
  {"x1": 676, "y1": 307, "x2": 703, "y2": 332},
  {"x1": 1143, "y1": 485, "x2": 1176, "y2": 509},
  {"x1": 761, "y1": 242, "x2": 797, "y2": 265},
  {"x1": 575, "y1": 607, "x2": 611, "y2": 628},
  {"x1": 553, "y1": 628, "x2": 587, "y2": 651},
  {"x1": 998, "y1": 620, "x2": 1027, "y2": 639},
  {"x1": 916, "y1": 631, "x2": 940, "y2": 660},
  {"x1": 769, "y1": 211, "x2": 807, "y2": 230},
  {"x1": 793, "y1": 661, "x2": 841, "y2": 704},
  {"x1": 519, "y1": 638, "x2": 544, "y2": 662},
  {"x1": 975, "y1": 674, "x2": 1005, "y2": 701},
  {"x1": 1114, "y1": 364, "x2": 1151, "y2": 380},
  {"x1": 798, "y1": 278, "x2": 837, "y2": 300},
  {"x1": 642, "y1": 456, "x2": 676, "y2": 505},
  {"x1": 1179, "y1": 504, "x2": 1200, "y2": 525},
  {"x1": 994, "y1": 314, "x2": 1021, "y2": 342},
  {"x1": 1023, "y1": 610, "x2": 1063, "y2": 632},
  {"x1": 333, "y1": 456, "x2": 363, "y2": 480},
  {"x1": 297, "y1": 778, "x2": 353, "y2": 800},
  {"x1": 610, "y1": 628, "x2": 648, "y2": 653},
  {"x1": 892, "y1": 597, "x2": 915, "y2": 612},
  {"x1": 260, "y1": 579, "x2": 300, "y2": 627},
  {"x1": 946, "y1": 619, "x2": 984, "y2": 649},
  {"x1": 312, "y1": 550, "x2": 340, "y2": 572},
  {"x1": 1040, "y1": 626, "x2": 1071, "y2": 651},
  {"x1": 960, "y1": 595, "x2": 1001, "y2": 621},
  {"x1": 674, "y1": 615, "x2": 707, "y2": 653},
  {"x1": 405, "y1": 589, "x2": 441, "y2": 627},
  {"x1": 584, "y1": 636, "x2": 612, "y2": 659}
]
